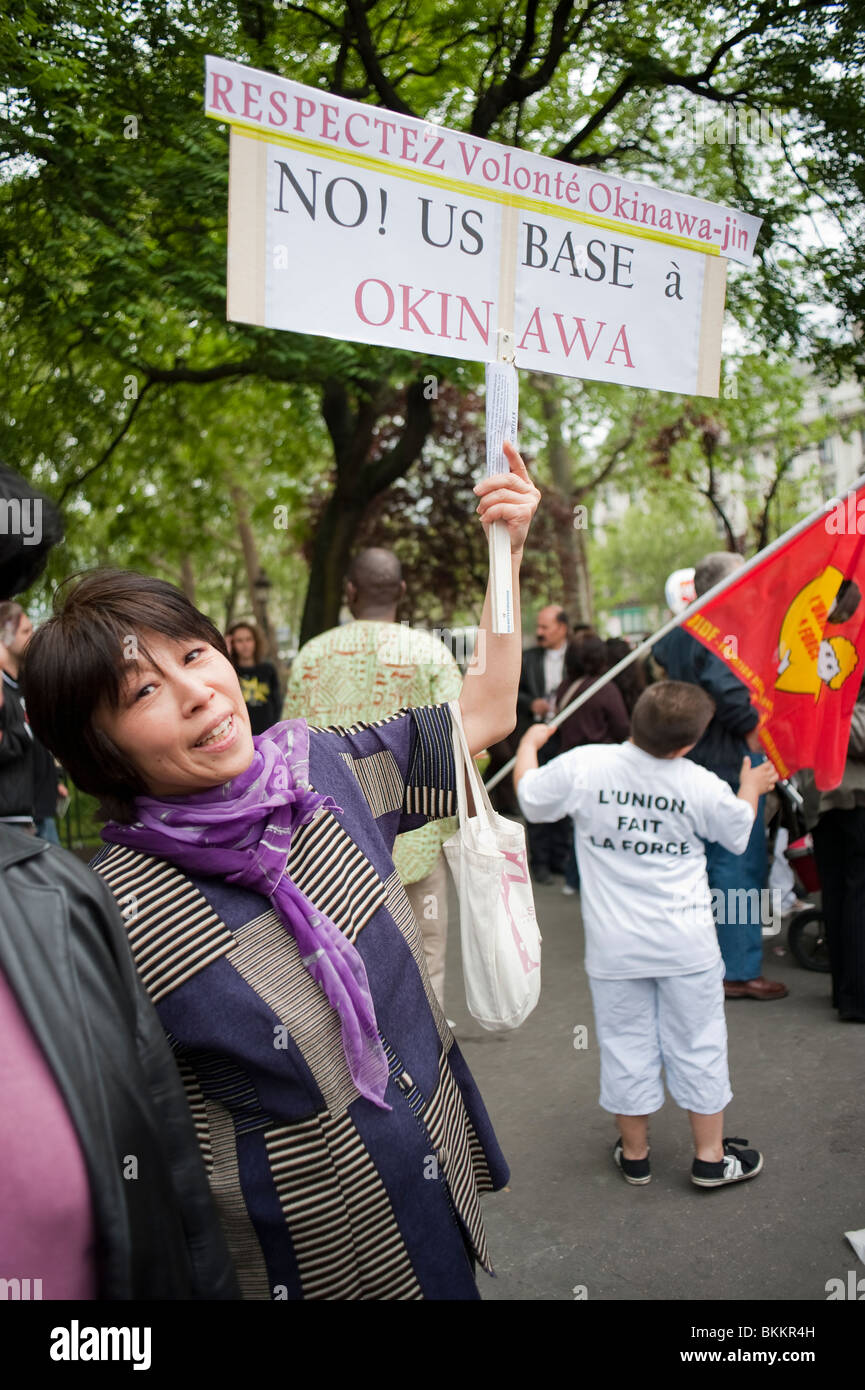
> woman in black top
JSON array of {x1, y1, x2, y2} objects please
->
[
  {"x1": 226, "y1": 621, "x2": 283, "y2": 736},
  {"x1": 556, "y1": 636, "x2": 630, "y2": 751},
  {"x1": 605, "y1": 636, "x2": 649, "y2": 716}
]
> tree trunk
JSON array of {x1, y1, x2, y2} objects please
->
[
  {"x1": 180, "y1": 554, "x2": 196, "y2": 605},
  {"x1": 298, "y1": 375, "x2": 434, "y2": 644},
  {"x1": 571, "y1": 519, "x2": 594, "y2": 626},
  {"x1": 299, "y1": 488, "x2": 366, "y2": 644},
  {"x1": 231, "y1": 483, "x2": 275, "y2": 657},
  {"x1": 535, "y1": 381, "x2": 594, "y2": 624},
  {"x1": 223, "y1": 557, "x2": 242, "y2": 632}
]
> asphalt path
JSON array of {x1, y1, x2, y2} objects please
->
[{"x1": 444, "y1": 873, "x2": 864, "y2": 1304}]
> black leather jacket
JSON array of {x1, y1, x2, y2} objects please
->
[
  {"x1": 516, "y1": 646, "x2": 548, "y2": 740},
  {"x1": 0, "y1": 828, "x2": 238, "y2": 1299},
  {"x1": 0, "y1": 672, "x2": 34, "y2": 819}
]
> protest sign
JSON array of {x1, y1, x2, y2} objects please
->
[{"x1": 205, "y1": 54, "x2": 761, "y2": 398}]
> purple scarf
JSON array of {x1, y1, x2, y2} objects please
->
[{"x1": 102, "y1": 719, "x2": 391, "y2": 1109}]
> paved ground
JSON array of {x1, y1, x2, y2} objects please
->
[{"x1": 443, "y1": 875, "x2": 864, "y2": 1303}]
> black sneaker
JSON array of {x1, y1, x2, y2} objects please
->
[
  {"x1": 691, "y1": 1137, "x2": 763, "y2": 1188},
  {"x1": 613, "y1": 1139, "x2": 651, "y2": 1185}
]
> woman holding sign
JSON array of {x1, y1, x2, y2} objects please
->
[{"x1": 25, "y1": 443, "x2": 539, "y2": 1301}]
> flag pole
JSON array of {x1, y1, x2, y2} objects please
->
[{"x1": 485, "y1": 471, "x2": 865, "y2": 793}]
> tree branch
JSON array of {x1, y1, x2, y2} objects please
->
[
  {"x1": 137, "y1": 355, "x2": 333, "y2": 387},
  {"x1": 554, "y1": 4, "x2": 814, "y2": 160},
  {"x1": 273, "y1": 3, "x2": 345, "y2": 38},
  {"x1": 138, "y1": 359, "x2": 266, "y2": 385},
  {"x1": 365, "y1": 378, "x2": 434, "y2": 494},
  {"x1": 57, "y1": 380, "x2": 155, "y2": 504},
  {"x1": 755, "y1": 450, "x2": 797, "y2": 550},
  {"x1": 555, "y1": 73, "x2": 638, "y2": 158},
  {"x1": 345, "y1": 0, "x2": 417, "y2": 115},
  {"x1": 577, "y1": 427, "x2": 639, "y2": 496},
  {"x1": 321, "y1": 378, "x2": 353, "y2": 462},
  {"x1": 471, "y1": 0, "x2": 589, "y2": 137},
  {"x1": 698, "y1": 435, "x2": 739, "y2": 550}
]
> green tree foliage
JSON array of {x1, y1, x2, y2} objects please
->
[
  {"x1": 1, "y1": 1, "x2": 862, "y2": 636},
  {"x1": 589, "y1": 489, "x2": 720, "y2": 613},
  {"x1": 640, "y1": 353, "x2": 840, "y2": 550}
]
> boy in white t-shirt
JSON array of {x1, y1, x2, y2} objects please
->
[{"x1": 515, "y1": 680, "x2": 778, "y2": 1188}]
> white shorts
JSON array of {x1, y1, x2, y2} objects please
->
[{"x1": 588, "y1": 959, "x2": 732, "y2": 1115}]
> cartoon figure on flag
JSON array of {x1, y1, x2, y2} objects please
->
[{"x1": 775, "y1": 565, "x2": 860, "y2": 696}]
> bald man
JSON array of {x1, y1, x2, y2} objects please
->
[{"x1": 284, "y1": 548, "x2": 462, "y2": 1012}]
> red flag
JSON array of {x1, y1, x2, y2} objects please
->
[{"x1": 685, "y1": 486, "x2": 865, "y2": 790}]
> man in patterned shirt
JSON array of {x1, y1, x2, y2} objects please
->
[{"x1": 285, "y1": 549, "x2": 462, "y2": 1009}]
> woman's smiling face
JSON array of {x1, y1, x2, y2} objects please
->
[{"x1": 95, "y1": 631, "x2": 255, "y2": 797}]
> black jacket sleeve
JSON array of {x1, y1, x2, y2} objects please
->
[
  {"x1": 517, "y1": 649, "x2": 543, "y2": 719},
  {"x1": 693, "y1": 646, "x2": 759, "y2": 736},
  {"x1": 0, "y1": 699, "x2": 32, "y2": 765}
]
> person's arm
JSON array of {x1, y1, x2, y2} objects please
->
[
  {"x1": 696, "y1": 647, "x2": 759, "y2": 737},
  {"x1": 514, "y1": 724, "x2": 585, "y2": 824},
  {"x1": 736, "y1": 755, "x2": 778, "y2": 816},
  {"x1": 429, "y1": 646, "x2": 464, "y2": 706},
  {"x1": 459, "y1": 442, "x2": 540, "y2": 756},
  {"x1": 691, "y1": 761, "x2": 767, "y2": 856},
  {"x1": 514, "y1": 722, "x2": 554, "y2": 791}
]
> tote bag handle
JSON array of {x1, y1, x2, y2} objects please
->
[{"x1": 448, "y1": 700, "x2": 498, "y2": 832}]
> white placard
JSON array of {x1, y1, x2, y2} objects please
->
[{"x1": 207, "y1": 55, "x2": 758, "y2": 397}]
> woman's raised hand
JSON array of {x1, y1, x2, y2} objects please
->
[{"x1": 473, "y1": 441, "x2": 540, "y2": 558}]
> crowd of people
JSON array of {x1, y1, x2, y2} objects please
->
[
  {"x1": 1, "y1": 450, "x2": 862, "y2": 1303},
  {"x1": 1, "y1": 449, "x2": 539, "y2": 1300}
]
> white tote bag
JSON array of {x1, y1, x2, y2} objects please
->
[{"x1": 442, "y1": 701, "x2": 542, "y2": 1030}]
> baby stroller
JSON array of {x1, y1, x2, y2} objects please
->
[
  {"x1": 770, "y1": 778, "x2": 830, "y2": 973},
  {"x1": 783, "y1": 833, "x2": 830, "y2": 973}
]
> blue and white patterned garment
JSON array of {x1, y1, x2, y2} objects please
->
[{"x1": 92, "y1": 704, "x2": 509, "y2": 1300}]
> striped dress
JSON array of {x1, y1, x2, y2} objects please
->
[{"x1": 91, "y1": 704, "x2": 509, "y2": 1300}]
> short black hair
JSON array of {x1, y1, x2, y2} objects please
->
[
  {"x1": 24, "y1": 569, "x2": 227, "y2": 822},
  {"x1": 346, "y1": 548, "x2": 403, "y2": 606},
  {"x1": 630, "y1": 680, "x2": 715, "y2": 758},
  {"x1": 564, "y1": 635, "x2": 607, "y2": 680}
]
